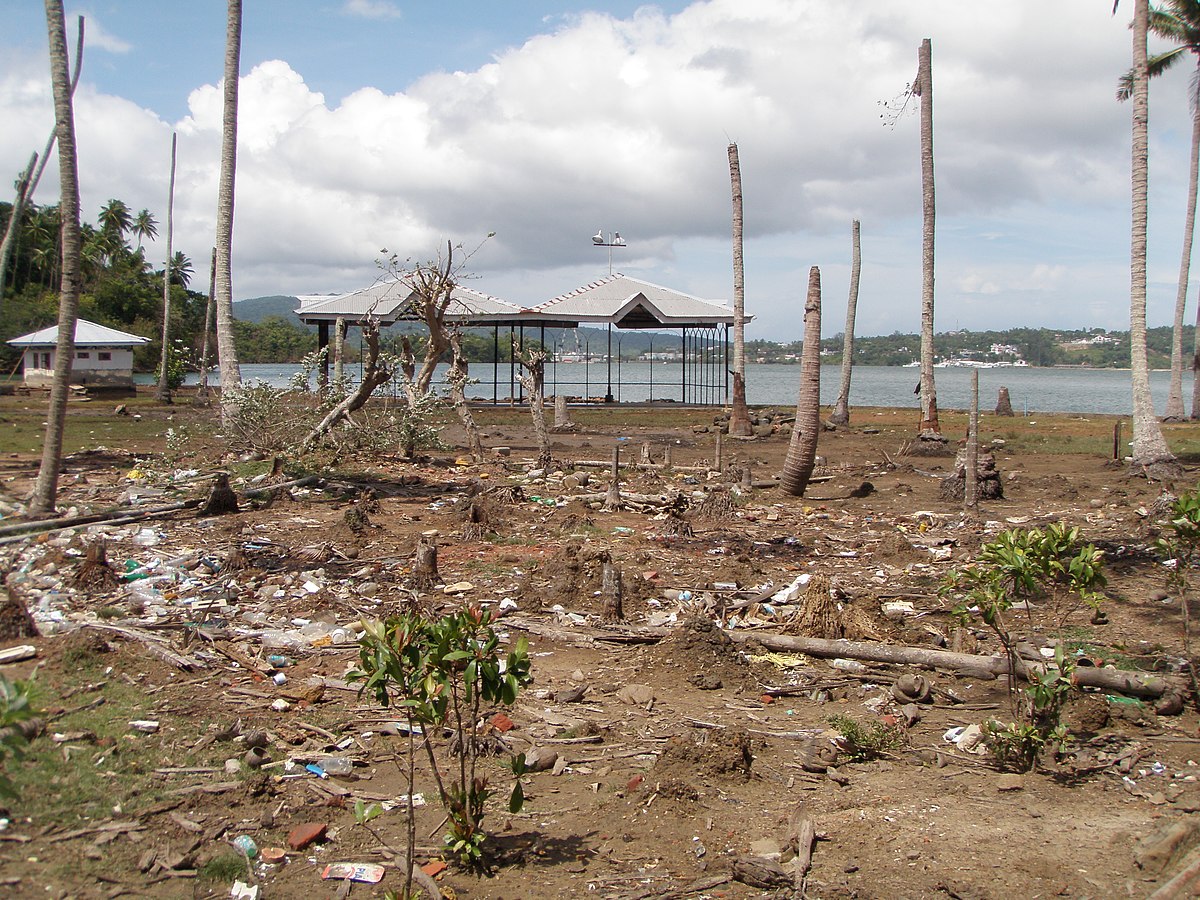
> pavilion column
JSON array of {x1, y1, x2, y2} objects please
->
[{"x1": 605, "y1": 324, "x2": 614, "y2": 403}]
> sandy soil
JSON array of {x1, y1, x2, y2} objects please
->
[{"x1": 0, "y1": 398, "x2": 1199, "y2": 899}]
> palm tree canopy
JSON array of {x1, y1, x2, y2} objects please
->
[
  {"x1": 169, "y1": 250, "x2": 192, "y2": 288},
  {"x1": 132, "y1": 208, "x2": 158, "y2": 244},
  {"x1": 1117, "y1": 0, "x2": 1200, "y2": 100},
  {"x1": 98, "y1": 198, "x2": 132, "y2": 239}
]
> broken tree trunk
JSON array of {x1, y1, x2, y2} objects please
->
[
  {"x1": 600, "y1": 552, "x2": 624, "y2": 623},
  {"x1": 301, "y1": 321, "x2": 393, "y2": 454},
  {"x1": 200, "y1": 473, "x2": 239, "y2": 515},
  {"x1": 413, "y1": 537, "x2": 439, "y2": 588},
  {"x1": 788, "y1": 801, "x2": 816, "y2": 894},
  {"x1": 605, "y1": 445, "x2": 621, "y2": 511}
]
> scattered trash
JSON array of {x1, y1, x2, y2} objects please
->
[
  {"x1": 128, "y1": 720, "x2": 160, "y2": 734},
  {"x1": 287, "y1": 822, "x2": 328, "y2": 850},
  {"x1": 231, "y1": 835, "x2": 259, "y2": 859},
  {"x1": 230, "y1": 882, "x2": 259, "y2": 900},
  {"x1": 321, "y1": 863, "x2": 385, "y2": 883}
]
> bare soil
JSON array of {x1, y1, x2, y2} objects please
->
[{"x1": 1, "y1": 396, "x2": 1200, "y2": 899}]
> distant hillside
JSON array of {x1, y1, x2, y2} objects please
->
[{"x1": 234, "y1": 295, "x2": 308, "y2": 327}]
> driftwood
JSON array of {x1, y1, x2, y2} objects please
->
[
  {"x1": 731, "y1": 854, "x2": 791, "y2": 889},
  {"x1": 788, "y1": 802, "x2": 816, "y2": 894}
]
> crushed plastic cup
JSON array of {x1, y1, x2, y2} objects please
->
[{"x1": 231, "y1": 834, "x2": 259, "y2": 858}]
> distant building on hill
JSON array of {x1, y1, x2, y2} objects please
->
[{"x1": 7, "y1": 319, "x2": 149, "y2": 389}]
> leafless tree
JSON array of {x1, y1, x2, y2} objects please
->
[{"x1": 829, "y1": 219, "x2": 861, "y2": 426}]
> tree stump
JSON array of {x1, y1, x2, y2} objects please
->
[
  {"x1": 995, "y1": 386, "x2": 1015, "y2": 417},
  {"x1": 413, "y1": 537, "x2": 440, "y2": 588},
  {"x1": 600, "y1": 553, "x2": 624, "y2": 623},
  {"x1": 74, "y1": 539, "x2": 119, "y2": 591},
  {"x1": 200, "y1": 473, "x2": 239, "y2": 515},
  {"x1": 604, "y1": 446, "x2": 622, "y2": 511},
  {"x1": 941, "y1": 449, "x2": 1003, "y2": 501},
  {"x1": 0, "y1": 586, "x2": 38, "y2": 640}
]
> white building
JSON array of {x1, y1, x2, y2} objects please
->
[{"x1": 8, "y1": 319, "x2": 149, "y2": 389}]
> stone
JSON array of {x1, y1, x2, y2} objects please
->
[
  {"x1": 286, "y1": 822, "x2": 328, "y2": 850},
  {"x1": 616, "y1": 683, "x2": 656, "y2": 706},
  {"x1": 523, "y1": 746, "x2": 559, "y2": 772},
  {"x1": 996, "y1": 773, "x2": 1025, "y2": 792}
]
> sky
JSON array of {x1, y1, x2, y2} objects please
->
[{"x1": 1, "y1": 0, "x2": 1197, "y2": 341}]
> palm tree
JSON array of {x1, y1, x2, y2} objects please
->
[
  {"x1": 781, "y1": 267, "x2": 823, "y2": 496},
  {"x1": 132, "y1": 208, "x2": 158, "y2": 251},
  {"x1": 214, "y1": 0, "x2": 244, "y2": 406},
  {"x1": 829, "y1": 219, "x2": 862, "y2": 426},
  {"x1": 98, "y1": 198, "x2": 132, "y2": 244},
  {"x1": 916, "y1": 38, "x2": 940, "y2": 436},
  {"x1": 157, "y1": 133, "x2": 177, "y2": 403},
  {"x1": 170, "y1": 251, "x2": 192, "y2": 288},
  {"x1": 0, "y1": 153, "x2": 37, "y2": 295},
  {"x1": 1127, "y1": 0, "x2": 1178, "y2": 468},
  {"x1": 1118, "y1": 1, "x2": 1200, "y2": 420},
  {"x1": 31, "y1": 0, "x2": 83, "y2": 515},
  {"x1": 727, "y1": 142, "x2": 752, "y2": 436}
]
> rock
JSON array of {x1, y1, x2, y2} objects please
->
[
  {"x1": 996, "y1": 773, "x2": 1025, "y2": 792},
  {"x1": 523, "y1": 747, "x2": 559, "y2": 772},
  {"x1": 748, "y1": 837, "x2": 783, "y2": 860},
  {"x1": 617, "y1": 684, "x2": 656, "y2": 706},
  {"x1": 286, "y1": 822, "x2": 328, "y2": 850},
  {"x1": 555, "y1": 684, "x2": 587, "y2": 703}
]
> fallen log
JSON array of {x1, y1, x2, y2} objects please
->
[
  {"x1": 788, "y1": 801, "x2": 816, "y2": 895},
  {"x1": 724, "y1": 631, "x2": 1178, "y2": 699},
  {"x1": 84, "y1": 623, "x2": 206, "y2": 672},
  {"x1": 503, "y1": 615, "x2": 1178, "y2": 699}
]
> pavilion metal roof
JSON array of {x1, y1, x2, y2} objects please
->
[
  {"x1": 8, "y1": 319, "x2": 150, "y2": 347},
  {"x1": 294, "y1": 273, "x2": 738, "y2": 331},
  {"x1": 530, "y1": 274, "x2": 738, "y2": 329}
]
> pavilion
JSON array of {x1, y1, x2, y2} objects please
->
[{"x1": 294, "y1": 274, "x2": 739, "y2": 405}]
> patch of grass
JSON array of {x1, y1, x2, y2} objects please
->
[
  {"x1": 827, "y1": 714, "x2": 905, "y2": 762},
  {"x1": 200, "y1": 852, "x2": 250, "y2": 883}
]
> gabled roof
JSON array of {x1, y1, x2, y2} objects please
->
[
  {"x1": 8, "y1": 319, "x2": 150, "y2": 347},
  {"x1": 531, "y1": 274, "x2": 738, "y2": 329},
  {"x1": 295, "y1": 281, "x2": 524, "y2": 324}
]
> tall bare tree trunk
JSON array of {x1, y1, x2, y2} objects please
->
[
  {"x1": 156, "y1": 132, "x2": 177, "y2": 403},
  {"x1": 916, "y1": 38, "x2": 939, "y2": 436},
  {"x1": 0, "y1": 153, "x2": 37, "y2": 299},
  {"x1": 333, "y1": 316, "x2": 345, "y2": 386},
  {"x1": 829, "y1": 219, "x2": 861, "y2": 426},
  {"x1": 781, "y1": 267, "x2": 822, "y2": 497},
  {"x1": 1170, "y1": 65, "x2": 1200, "y2": 421},
  {"x1": 516, "y1": 345, "x2": 552, "y2": 469},
  {"x1": 30, "y1": 0, "x2": 82, "y2": 515},
  {"x1": 214, "y1": 0, "x2": 243, "y2": 416},
  {"x1": 196, "y1": 247, "x2": 217, "y2": 403},
  {"x1": 727, "y1": 143, "x2": 752, "y2": 436},
  {"x1": 1129, "y1": 0, "x2": 1177, "y2": 469},
  {"x1": 0, "y1": 16, "x2": 82, "y2": 304}
]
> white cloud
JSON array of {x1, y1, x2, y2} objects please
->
[
  {"x1": 68, "y1": 12, "x2": 132, "y2": 53},
  {"x1": 3, "y1": 0, "x2": 1192, "y2": 338},
  {"x1": 342, "y1": 0, "x2": 402, "y2": 20}
]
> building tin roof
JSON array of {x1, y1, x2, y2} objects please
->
[
  {"x1": 7, "y1": 319, "x2": 150, "y2": 348},
  {"x1": 530, "y1": 274, "x2": 737, "y2": 329}
]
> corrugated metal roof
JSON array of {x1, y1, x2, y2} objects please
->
[
  {"x1": 532, "y1": 274, "x2": 737, "y2": 327},
  {"x1": 7, "y1": 319, "x2": 150, "y2": 347},
  {"x1": 295, "y1": 280, "x2": 412, "y2": 322}
]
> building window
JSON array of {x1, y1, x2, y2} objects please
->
[
  {"x1": 98, "y1": 351, "x2": 111, "y2": 361},
  {"x1": 38, "y1": 352, "x2": 51, "y2": 369},
  {"x1": 76, "y1": 351, "x2": 90, "y2": 360}
]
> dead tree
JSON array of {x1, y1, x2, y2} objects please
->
[
  {"x1": 447, "y1": 329, "x2": 484, "y2": 460},
  {"x1": 514, "y1": 339, "x2": 552, "y2": 469},
  {"x1": 300, "y1": 320, "x2": 392, "y2": 454},
  {"x1": 605, "y1": 445, "x2": 622, "y2": 511},
  {"x1": 413, "y1": 536, "x2": 440, "y2": 588}
]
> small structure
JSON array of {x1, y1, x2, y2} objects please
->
[{"x1": 7, "y1": 319, "x2": 149, "y2": 389}]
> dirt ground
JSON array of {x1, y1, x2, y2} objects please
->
[{"x1": 2, "y1": 395, "x2": 1200, "y2": 899}]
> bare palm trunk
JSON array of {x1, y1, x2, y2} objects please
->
[
  {"x1": 781, "y1": 267, "x2": 822, "y2": 497},
  {"x1": 30, "y1": 0, "x2": 82, "y2": 515},
  {"x1": 965, "y1": 369, "x2": 979, "y2": 513},
  {"x1": 333, "y1": 316, "x2": 345, "y2": 386},
  {"x1": 156, "y1": 132, "x2": 177, "y2": 403},
  {"x1": 448, "y1": 330, "x2": 484, "y2": 460},
  {"x1": 214, "y1": 0, "x2": 243, "y2": 415},
  {"x1": 0, "y1": 17, "x2": 82, "y2": 303},
  {"x1": 829, "y1": 219, "x2": 861, "y2": 425},
  {"x1": 1129, "y1": 0, "x2": 1176, "y2": 468},
  {"x1": 917, "y1": 38, "x2": 939, "y2": 435},
  {"x1": 727, "y1": 143, "x2": 752, "y2": 436},
  {"x1": 1171, "y1": 65, "x2": 1200, "y2": 420},
  {"x1": 196, "y1": 247, "x2": 217, "y2": 403},
  {"x1": 516, "y1": 343, "x2": 552, "y2": 469},
  {"x1": 0, "y1": 153, "x2": 37, "y2": 298}
]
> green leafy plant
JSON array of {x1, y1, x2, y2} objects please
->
[
  {"x1": 1155, "y1": 488, "x2": 1200, "y2": 658},
  {"x1": 0, "y1": 675, "x2": 37, "y2": 799},
  {"x1": 826, "y1": 714, "x2": 904, "y2": 762},
  {"x1": 154, "y1": 337, "x2": 192, "y2": 392},
  {"x1": 352, "y1": 606, "x2": 532, "y2": 877}
]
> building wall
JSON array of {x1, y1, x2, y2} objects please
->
[{"x1": 21, "y1": 347, "x2": 136, "y2": 387}]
